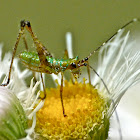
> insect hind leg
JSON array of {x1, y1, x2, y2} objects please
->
[
  {"x1": 1, "y1": 19, "x2": 51, "y2": 87},
  {"x1": 1, "y1": 20, "x2": 26, "y2": 86},
  {"x1": 22, "y1": 32, "x2": 28, "y2": 51}
]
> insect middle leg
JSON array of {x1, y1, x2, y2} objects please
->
[
  {"x1": 40, "y1": 73, "x2": 46, "y2": 99},
  {"x1": 60, "y1": 72, "x2": 67, "y2": 117}
]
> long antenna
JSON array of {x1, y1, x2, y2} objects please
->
[
  {"x1": 86, "y1": 19, "x2": 140, "y2": 139},
  {"x1": 88, "y1": 64, "x2": 122, "y2": 140},
  {"x1": 88, "y1": 18, "x2": 140, "y2": 59}
]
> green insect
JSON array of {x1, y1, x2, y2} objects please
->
[{"x1": 1, "y1": 19, "x2": 139, "y2": 117}]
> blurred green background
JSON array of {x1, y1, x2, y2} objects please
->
[
  {"x1": 0, "y1": 1, "x2": 140, "y2": 137},
  {"x1": 0, "y1": 0, "x2": 140, "y2": 85},
  {"x1": 0, "y1": 0, "x2": 140, "y2": 59}
]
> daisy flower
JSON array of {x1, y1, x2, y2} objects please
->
[{"x1": 0, "y1": 26, "x2": 140, "y2": 140}]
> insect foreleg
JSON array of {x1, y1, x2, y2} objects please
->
[{"x1": 86, "y1": 61, "x2": 91, "y2": 85}]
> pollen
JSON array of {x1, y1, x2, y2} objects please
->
[{"x1": 36, "y1": 80, "x2": 109, "y2": 139}]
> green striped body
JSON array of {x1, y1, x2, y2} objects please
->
[{"x1": 19, "y1": 51, "x2": 79, "y2": 74}]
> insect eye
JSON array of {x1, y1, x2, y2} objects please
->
[
  {"x1": 71, "y1": 63, "x2": 76, "y2": 68},
  {"x1": 84, "y1": 57, "x2": 88, "y2": 61}
]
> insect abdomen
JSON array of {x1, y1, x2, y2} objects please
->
[
  {"x1": 19, "y1": 52, "x2": 40, "y2": 66},
  {"x1": 19, "y1": 51, "x2": 44, "y2": 73}
]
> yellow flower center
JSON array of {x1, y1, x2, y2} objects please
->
[{"x1": 36, "y1": 80, "x2": 108, "y2": 139}]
